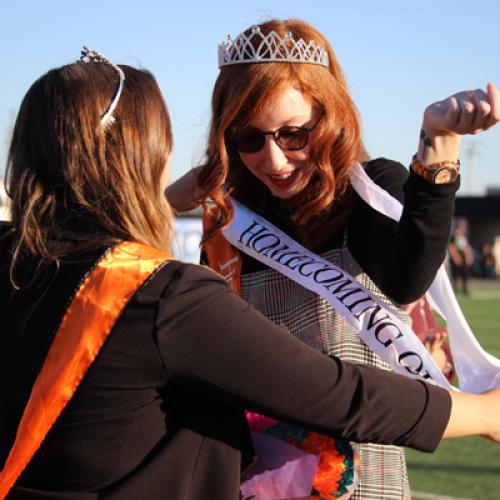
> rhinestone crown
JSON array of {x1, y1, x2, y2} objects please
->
[{"x1": 218, "y1": 26, "x2": 329, "y2": 68}]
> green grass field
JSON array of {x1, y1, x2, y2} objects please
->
[{"x1": 407, "y1": 279, "x2": 500, "y2": 500}]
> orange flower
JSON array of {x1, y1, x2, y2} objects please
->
[{"x1": 301, "y1": 432, "x2": 346, "y2": 497}]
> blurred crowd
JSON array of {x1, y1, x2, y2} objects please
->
[{"x1": 448, "y1": 218, "x2": 499, "y2": 295}]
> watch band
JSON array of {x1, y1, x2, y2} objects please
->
[{"x1": 411, "y1": 156, "x2": 460, "y2": 184}]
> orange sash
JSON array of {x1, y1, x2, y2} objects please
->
[
  {"x1": 202, "y1": 206, "x2": 242, "y2": 295},
  {"x1": 0, "y1": 241, "x2": 171, "y2": 498}
]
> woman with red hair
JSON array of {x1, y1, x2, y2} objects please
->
[{"x1": 168, "y1": 18, "x2": 500, "y2": 499}]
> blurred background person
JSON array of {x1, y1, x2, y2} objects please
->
[
  {"x1": 448, "y1": 219, "x2": 474, "y2": 294},
  {"x1": 478, "y1": 242, "x2": 497, "y2": 279}
]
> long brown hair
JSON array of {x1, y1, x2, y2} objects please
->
[
  {"x1": 199, "y1": 19, "x2": 365, "y2": 238},
  {"x1": 5, "y1": 61, "x2": 173, "y2": 286}
]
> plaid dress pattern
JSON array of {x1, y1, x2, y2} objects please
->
[{"x1": 240, "y1": 241, "x2": 412, "y2": 500}]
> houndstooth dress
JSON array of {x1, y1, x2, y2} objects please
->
[{"x1": 240, "y1": 236, "x2": 412, "y2": 500}]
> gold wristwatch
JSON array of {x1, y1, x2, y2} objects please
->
[{"x1": 410, "y1": 156, "x2": 460, "y2": 184}]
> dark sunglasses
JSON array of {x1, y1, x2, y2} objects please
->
[{"x1": 231, "y1": 113, "x2": 323, "y2": 154}]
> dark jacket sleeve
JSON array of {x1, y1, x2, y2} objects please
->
[
  {"x1": 348, "y1": 158, "x2": 459, "y2": 303},
  {"x1": 155, "y1": 262, "x2": 451, "y2": 452}
]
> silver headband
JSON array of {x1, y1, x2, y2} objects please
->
[{"x1": 80, "y1": 46, "x2": 125, "y2": 127}]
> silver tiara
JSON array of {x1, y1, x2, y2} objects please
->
[
  {"x1": 80, "y1": 46, "x2": 125, "y2": 127},
  {"x1": 218, "y1": 26, "x2": 329, "y2": 68}
]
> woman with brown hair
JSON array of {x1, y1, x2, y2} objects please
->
[{"x1": 167, "y1": 19, "x2": 500, "y2": 499}]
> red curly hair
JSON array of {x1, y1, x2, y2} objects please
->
[{"x1": 198, "y1": 19, "x2": 364, "y2": 238}]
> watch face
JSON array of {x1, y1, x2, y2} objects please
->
[
  {"x1": 433, "y1": 167, "x2": 453, "y2": 184},
  {"x1": 433, "y1": 166, "x2": 459, "y2": 184}
]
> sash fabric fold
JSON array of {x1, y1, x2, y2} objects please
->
[{"x1": 0, "y1": 242, "x2": 171, "y2": 499}]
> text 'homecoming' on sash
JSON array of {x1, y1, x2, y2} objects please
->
[{"x1": 224, "y1": 197, "x2": 452, "y2": 389}]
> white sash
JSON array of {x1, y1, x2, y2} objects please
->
[
  {"x1": 223, "y1": 165, "x2": 500, "y2": 392},
  {"x1": 349, "y1": 162, "x2": 500, "y2": 393},
  {"x1": 224, "y1": 196, "x2": 452, "y2": 389}
]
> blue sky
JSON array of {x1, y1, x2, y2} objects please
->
[{"x1": 2, "y1": 0, "x2": 500, "y2": 195}]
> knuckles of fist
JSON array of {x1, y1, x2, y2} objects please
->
[{"x1": 424, "y1": 83, "x2": 500, "y2": 135}]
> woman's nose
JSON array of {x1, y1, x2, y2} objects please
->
[{"x1": 261, "y1": 136, "x2": 288, "y2": 172}]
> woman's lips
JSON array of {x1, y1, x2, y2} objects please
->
[{"x1": 268, "y1": 169, "x2": 300, "y2": 188}]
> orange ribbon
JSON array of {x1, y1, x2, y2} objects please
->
[{"x1": 202, "y1": 207, "x2": 242, "y2": 295}]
